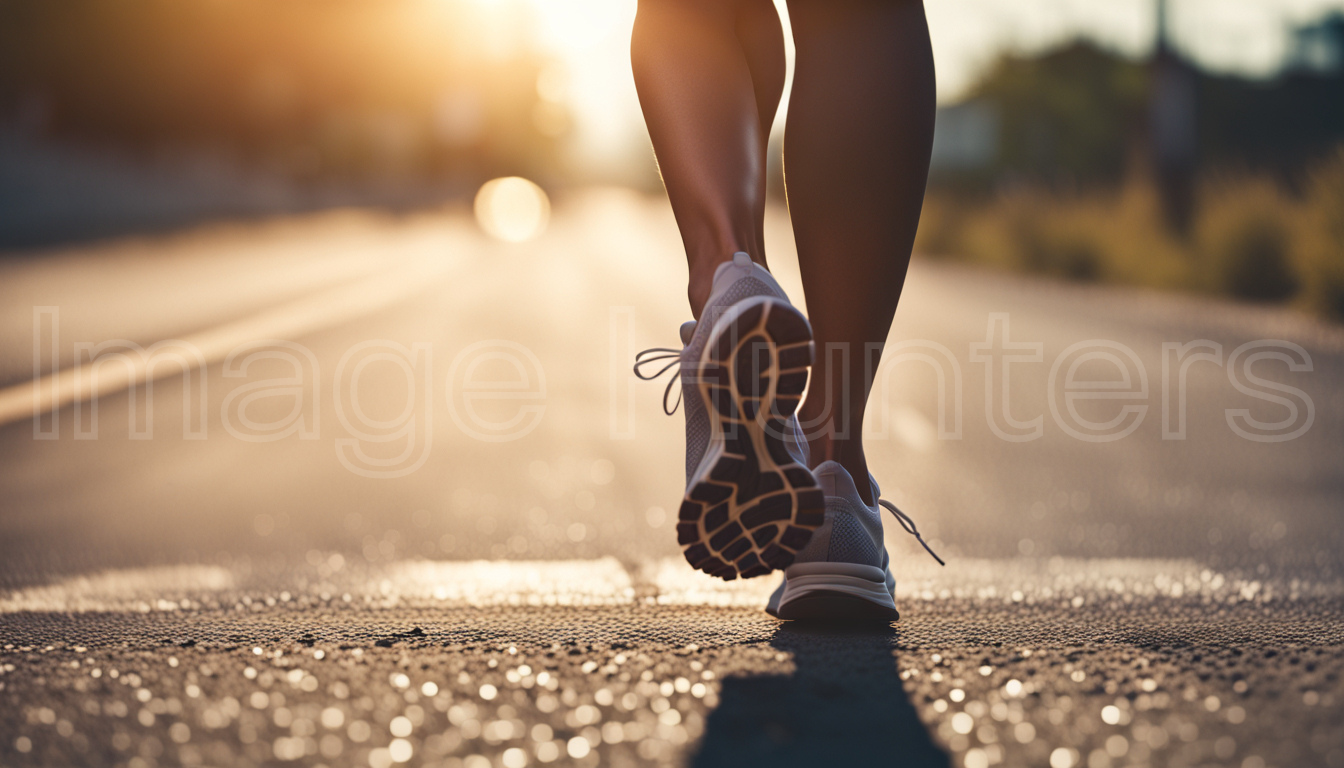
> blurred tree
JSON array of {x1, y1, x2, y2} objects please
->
[
  {"x1": 938, "y1": 15, "x2": 1344, "y2": 194},
  {"x1": 964, "y1": 42, "x2": 1148, "y2": 189},
  {"x1": 1199, "y1": 14, "x2": 1344, "y2": 183},
  {"x1": 0, "y1": 0, "x2": 567, "y2": 187}
]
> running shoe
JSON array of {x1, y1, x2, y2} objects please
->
[
  {"x1": 766, "y1": 460, "x2": 944, "y2": 620},
  {"x1": 635, "y1": 252, "x2": 822, "y2": 580}
]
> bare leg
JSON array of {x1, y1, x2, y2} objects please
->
[
  {"x1": 785, "y1": 0, "x2": 936, "y2": 503},
  {"x1": 630, "y1": 0, "x2": 786, "y2": 318}
]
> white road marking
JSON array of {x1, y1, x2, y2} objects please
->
[
  {"x1": 0, "y1": 253, "x2": 454, "y2": 428},
  {"x1": 388, "y1": 558, "x2": 635, "y2": 606},
  {"x1": 3, "y1": 558, "x2": 1334, "y2": 613},
  {"x1": 0, "y1": 565, "x2": 234, "y2": 613}
]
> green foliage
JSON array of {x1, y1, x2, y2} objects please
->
[
  {"x1": 1296, "y1": 149, "x2": 1344, "y2": 320},
  {"x1": 968, "y1": 42, "x2": 1148, "y2": 186},
  {"x1": 1196, "y1": 180, "x2": 1298, "y2": 301},
  {"x1": 916, "y1": 149, "x2": 1344, "y2": 322},
  {"x1": 955, "y1": 33, "x2": 1344, "y2": 188}
]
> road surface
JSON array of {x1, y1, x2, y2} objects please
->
[{"x1": 1, "y1": 189, "x2": 1342, "y2": 768}]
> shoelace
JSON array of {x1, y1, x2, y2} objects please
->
[
  {"x1": 633, "y1": 347, "x2": 683, "y2": 415},
  {"x1": 878, "y1": 499, "x2": 946, "y2": 566}
]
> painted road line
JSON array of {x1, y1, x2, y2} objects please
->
[
  {"x1": 0, "y1": 252, "x2": 455, "y2": 429},
  {"x1": 4, "y1": 558, "x2": 1337, "y2": 613},
  {"x1": 0, "y1": 565, "x2": 236, "y2": 613}
]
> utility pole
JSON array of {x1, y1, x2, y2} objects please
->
[{"x1": 1149, "y1": 0, "x2": 1197, "y2": 235}]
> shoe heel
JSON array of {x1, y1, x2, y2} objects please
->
[
  {"x1": 680, "y1": 297, "x2": 822, "y2": 581},
  {"x1": 777, "y1": 563, "x2": 898, "y2": 621}
]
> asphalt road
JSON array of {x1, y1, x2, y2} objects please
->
[{"x1": 2, "y1": 190, "x2": 1342, "y2": 768}]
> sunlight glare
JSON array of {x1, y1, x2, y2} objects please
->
[{"x1": 474, "y1": 176, "x2": 550, "y2": 243}]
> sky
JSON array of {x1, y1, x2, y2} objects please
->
[{"x1": 516, "y1": 0, "x2": 1344, "y2": 169}]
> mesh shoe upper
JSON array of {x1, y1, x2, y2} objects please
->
[
  {"x1": 765, "y1": 463, "x2": 944, "y2": 615},
  {"x1": 791, "y1": 460, "x2": 889, "y2": 571}
]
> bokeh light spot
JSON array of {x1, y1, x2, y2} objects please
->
[{"x1": 474, "y1": 177, "x2": 550, "y2": 243}]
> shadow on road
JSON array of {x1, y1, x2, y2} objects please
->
[{"x1": 692, "y1": 622, "x2": 948, "y2": 767}]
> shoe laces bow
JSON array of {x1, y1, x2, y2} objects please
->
[{"x1": 633, "y1": 347, "x2": 683, "y2": 415}]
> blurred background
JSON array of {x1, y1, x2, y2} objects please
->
[
  {"x1": 2, "y1": 0, "x2": 1342, "y2": 318},
  {"x1": 917, "y1": 0, "x2": 1344, "y2": 321}
]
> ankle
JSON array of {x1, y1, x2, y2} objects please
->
[
  {"x1": 806, "y1": 436, "x2": 874, "y2": 504},
  {"x1": 688, "y1": 235, "x2": 774, "y2": 317},
  {"x1": 686, "y1": 253, "x2": 730, "y2": 318},
  {"x1": 686, "y1": 248, "x2": 767, "y2": 319},
  {"x1": 687, "y1": 279, "x2": 712, "y2": 319}
]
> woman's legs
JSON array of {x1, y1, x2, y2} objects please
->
[
  {"x1": 630, "y1": 0, "x2": 786, "y2": 318},
  {"x1": 784, "y1": 0, "x2": 936, "y2": 503},
  {"x1": 632, "y1": 0, "x2": 936, "y2": 503}
]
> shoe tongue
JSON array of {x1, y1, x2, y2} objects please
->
[{"x1": 812, "y1": 460, "x2": 860, "y2": 500}]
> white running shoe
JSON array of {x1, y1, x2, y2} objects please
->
[
  {"x1": 635, "y1": 252, "x2": 822, "y2": 580},
  {"x1": 766, "y1": 460, "x2": 944, "y2": 620}
]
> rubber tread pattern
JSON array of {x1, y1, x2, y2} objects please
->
[{"x1": 679, "y1": 298, "x2": 823, "y2": 580}]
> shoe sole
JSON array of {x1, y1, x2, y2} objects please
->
[
  {"x1": 773, "y1": 563, "x2": 900, "y2": 622},
  {"x1": 676, "y1": 296, "x2": 823, "y2": 581}
]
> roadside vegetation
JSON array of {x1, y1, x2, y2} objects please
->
[
  {"x1": 918, "y1": 24, "x2": 1344, "y2": 322},
  {"x1": 917, "y1": 148, "x2": 1344, "y2": 321}
]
